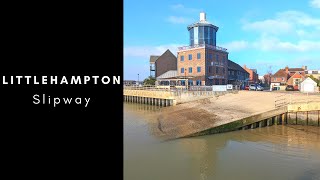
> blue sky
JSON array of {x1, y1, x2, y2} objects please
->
[{"x1": 124, "y1": 0, "x2": 320, "y2": 81}]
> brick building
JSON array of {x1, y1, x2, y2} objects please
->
[
  {"x1": 149, "y1": 49, "x2": 177, "y2": 78},
  {"x1": 271, "y1": 66, "x2": 308, "y2": 90},
  {"x1": 176, "y1": 12, "x2": 228, "y2": 86},
  {"x1": 227, "y1": 60, "x2": 249, "y2": 86},
  {"x1": 243, "y1": 65, "x2": 259, "y2": 84},
  {"x1": 287, "y1": 72, "x2": 305, "y2": 90}
]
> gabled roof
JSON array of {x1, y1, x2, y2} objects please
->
[
  {"x1": 158, "y1": 49, "x2": 176, "y2": 58},
  {"x1": 228, "y1": 60, "x2": 248, "y2": 74},
  {"x1": 288, "y1": 68, "x2": 304, "y2": 71},
  {"x1": 287, "y1": 72, "x2": 304, "y2": 82},
  {"x1": 301, "y1": 77, "x2": 317, "y2": 85},
  {"x1": 149, "y1": 55, "x2": 160, "y2": 63},
  {"x1": 272, "y1": 69, "x2": 287, "y2": 77},
  {"x1": 155, "y1": 49, "x2": 176, "y2": 64}
]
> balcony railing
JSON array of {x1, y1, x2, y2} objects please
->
[{"x1": 178, "y1": 44, "x2": 227, "y2": 52}]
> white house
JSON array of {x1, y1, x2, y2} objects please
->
[{"x1": 299, "y1": 77, "x2": 318, "y2": 93}]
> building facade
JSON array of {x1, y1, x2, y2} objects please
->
[
  {"x1": 149, "y1": 50, "x2": 177, "y2": 78},
  {"x1": 243, "y1": 65, "x2": 259, "y2": 84},
  {"x1": 305, "y1": 69, "x2": 320, "y2": 80},
  {"x1": 271, "y1": 66, "x2": 308, "y2": 90},
  {"x1": 227, "y1": 60, "x2": 249, "y2": 86},
  {"x1": 176, "y1": 12, "x2": 228, "y2": 86},
  {"x1": 271, "y1": 69, "x2": 288, "y2": 85},
  {"x1": 149, "y1": 55, "x2": 159, "y2": 78},
  {"x1": 287, "y1": 72, "x2": 305, "y2": 90}
]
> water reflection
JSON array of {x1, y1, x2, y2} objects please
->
[{"x1": 124, "y1": 103, "x2": 320, "y2": 180}]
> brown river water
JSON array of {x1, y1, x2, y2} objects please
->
[{"x1": 124, "y1": 103, "x2": 320, "y2": 180}]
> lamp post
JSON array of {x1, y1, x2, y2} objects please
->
[{"x1": 137, "y1": 73, "x2": 139, "y2": 85}]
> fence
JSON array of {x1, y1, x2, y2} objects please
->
[
  {"x1": 274, "y1": 93, "x2": 320, "y2": 108},
  {"x1": 124, "y1": 85, "x2": 239, "y2": 104}
]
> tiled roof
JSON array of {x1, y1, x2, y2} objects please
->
[
  {"x1": 288, "y1": 68, "x2": 304, "y2": 71},
  {"x1": 149, "y1": 55, "x2": 160, "y2": 63},
  {"x1": 228, "y1": 60, "x2": 248, "y2": 73},
  {"x1": 272, "y1": 69, "x2": 287, "y2": 77},
  {"x1": 156, "y1": 70, "x2": 177, "y2": 80}
]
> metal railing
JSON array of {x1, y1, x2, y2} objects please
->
[{"x1": 177, "y1": 44, "x2": 227, "y2": 52}]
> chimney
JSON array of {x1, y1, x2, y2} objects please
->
[
  {"x1": 285, "y1": 66, "x2": 289, "y2": 74},
  {"x1": 302, "y1": 65, "x2": 307, "y2": 70},
  {"x1": 200, "y1": 12, "x2": 206, "y2": 21},
  {"x1": 243, "y1": 64, "x2": 247, "y2": 69}
]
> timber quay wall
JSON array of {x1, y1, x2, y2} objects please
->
[{"x1": 186, "y1": 102, "x2": 320, "y2": 138}]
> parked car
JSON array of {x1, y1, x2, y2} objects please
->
[
  {"x1": 285, "y1": 85, "x2": 294, "y2": 91},
  {"x1": 245, "y1": 85, "x2": 249, "y2": 90},
  {"x1": 249, "y1": 84, "x2": 264, "y2": 91},
  {"x1": 272, "y1": 86, "x2": 280, "y2": 91}
]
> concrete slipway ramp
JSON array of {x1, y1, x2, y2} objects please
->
[{"x1": 152, "y1": 91, "x2": 320, "y2": 140}]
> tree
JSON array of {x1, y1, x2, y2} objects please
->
[
  {"x1": 143, "y1": 76, "x2": 156, "y2": 85},
  {"x1": 308, "y1": 75, "x2": 320, "y2": 87},
  {"x1": 264, "y1": 65, "x2": 273, "y2": 86}
]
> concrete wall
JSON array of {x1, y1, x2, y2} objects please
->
[{"x1": 288, "y1": 102, "x2": 320, "y2": 112}]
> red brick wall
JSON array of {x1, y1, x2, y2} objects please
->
[
  {"x1": 177, "y1": 48, "x2": 228, "y2": 85},
  {"x1": 177, "y1": 48, "x2": 206, "y2": 78},
  {"x1": 287, "y1": 73, "x2": 304, "y2": 86},
  {"x1": 272, "y1": 77, "x2": 287, "y2": 83}
]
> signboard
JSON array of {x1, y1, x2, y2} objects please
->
[
  {"x1": 226, "y1": 84, "x2": 233, "y2": 90},
  {"x1": 212, "y1": 85, "x2": 227, "y2": 92}
]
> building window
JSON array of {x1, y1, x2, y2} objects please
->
[
  {"x1": 181, "y1": 68, "x2": 184, "y2": 73},
  {"x1": 282, "y1": 77, "x2": 284, "y2": 81},
  {"x1": 180, "y1": 56, "x2": 184, "y2": 61},
  {"x1": 188, "y1": 80, "x2": 193, "y2": 86},
  {"x1": 197, "y1": 53, "x2": 201, "y2": 59},
  {"x1": 189, "y1": 67, "x2": 192, "y2": 73},
  {"x1": 216, "y1": 54, "x2": 219, "y2": 61},
  {"x1": 312, "y1": 71, "x2": 318, "y2": 74},
  {"x1": 181, "y1": 80, "x2": 186, "y2": 86},
  {"x1": 228, "y1": 71, "x2": 230, "y2": 75},
  {"x1": 216, "y1": 67, "x2": 219, "y2": 74},
  {"x1": 188, "y1": 54, "x2": 192, "y2": 60},
  {"x1": 223, "y1": 68, "x2": 225, "y2": 74},
  {"x1": 209, "y1": 54, "x2": 212, "y2": 60},
  {"x1": 274, "y1": 78, "x2": 276, "y2": 81},
  {"x1": 209, "y1": 67, "x2": 212, "y2": 73},
  {"x1": 196, "y1": 80, "x2": 201, "y2": 86},
  {"x1": 197, "y1": 67, "x2": 201, "y2": 72}
]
